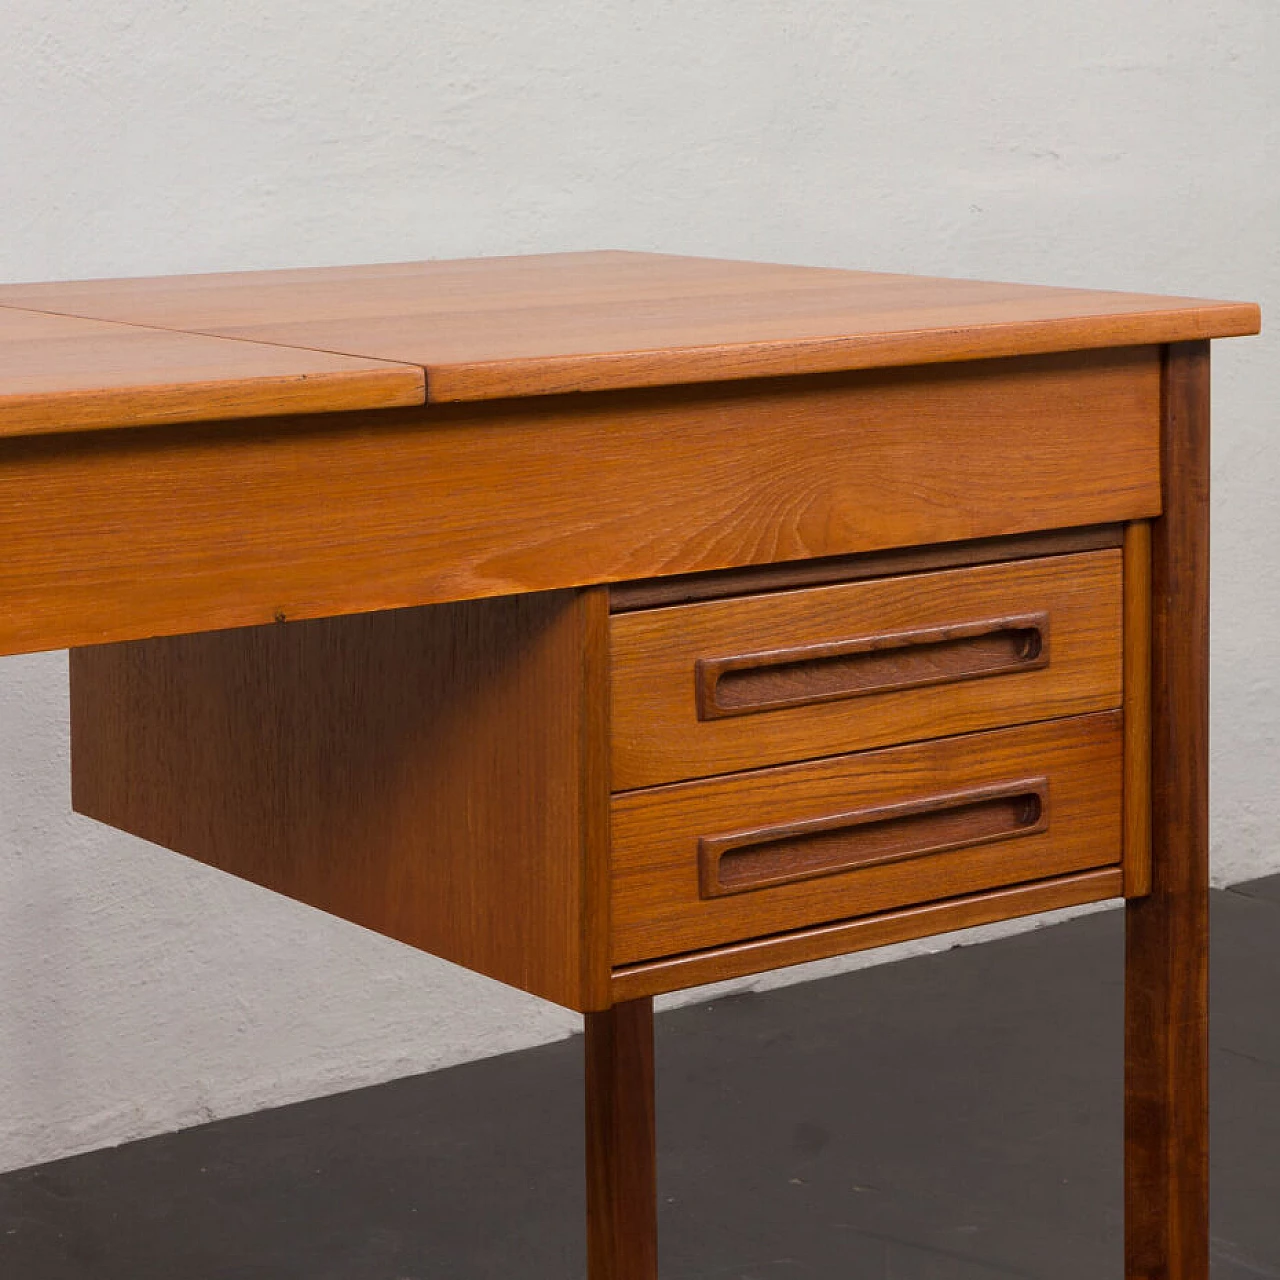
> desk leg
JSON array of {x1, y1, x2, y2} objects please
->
[
  {"x1": 586, "y1": 998, "x2": 658, "y2": 1280},
  {"x1": 1124, "y1": 341, "x2": 1210, "y2": 1279}
]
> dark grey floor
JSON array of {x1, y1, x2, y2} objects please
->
[{"x1": 3, "y1": 878, "x2": 1279, "y2": 1280}]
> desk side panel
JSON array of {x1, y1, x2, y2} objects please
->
[
  {"x1": 0, "y1": 348, "x2": 1159, "y2": 657},
  {"x1": 69, "y1": 590, "x2": 611, "y2": 1011}
]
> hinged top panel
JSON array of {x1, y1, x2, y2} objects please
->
[{"x1": 0, "y1": 305, "x2": 425, "y2": 437}]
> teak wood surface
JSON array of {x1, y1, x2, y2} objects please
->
[
  {"x1": 70, "y1": 589, "x2": 614, "y2": 1011},
  {"x1": 608, "y1": 523, "x2": 1124, "y2": 611},
  {"x1": 0, "y1": 251, "x2": 1258, "y2": 402},
  {"x1": 0, "y1": 304, "x2": 424, "y2": 435},
  {"x1": 611, "y1": 867, "x2": 1124, "y2": 1001},
  {"x1": 611, "y1": 549, "x2": 1123, "y2": 789},
  {"x1": 1123, "y1": 520, "x2": 1153, "y2": 898},
  {"x1": 1124, "y1": 342, "x2": 1211, "y2": 1279},
  {"x1": 610, "y1": 712, "x2": 1124, "y2": 965},
  {"x1": 0, "y1": 252, "x2": 1259, "y2": 1279},
  {"x1": 0, "y1": 348, "x2": 1160, "y2": 657},
  {"x1": 585, "y1": 999, "x2": 658, "y2": 1280},
  {"x1": 698, "y1": 777, "x2": 1052, "y2": 898}
]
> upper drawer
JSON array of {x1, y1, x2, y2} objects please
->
[{"x1": 611, "y1": 549, "x2": 1122, "y2": 789}]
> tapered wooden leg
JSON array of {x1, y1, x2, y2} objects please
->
[
  {"x1": 586, "y1": 997, "x2": 658, "y2": 1280},
  {"x1": 1125, "y1": 342, "x2": 1210, "y2": 1279}
]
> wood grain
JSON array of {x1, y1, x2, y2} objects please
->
[
  {"x1": 610, "y1": 713, "x2": 1123, "y2": 965},
  {"x1": 70, "y1": 589, "x2": 613, "y2": 1011},
  {"x1": 585, "y1": 999, "x2": 658, "y2": 1280},
  {"x1": 611, "y1": 867, "x2": 1123, "y2": 1000},
  {"x1": 1124, "y1": 343, "x2": 1210, "y2": 1280},
  {"x1": 611, "y1": 551, "x2": 1124, "y2": 789},
  {"x1": 579, "y1": 585, "x2": 616, "y2": 1012},
  {"x1": 608, "y1": 524, "x2": 1124, "y2": 611},
  {"x1": 0, "y1": 251, "x2": 1258, "y2": 402},
  {"x1": 1123, "y1": 520, "x2": 1153, "y2": 897},
  {"x1": 0, "y1": 305, "x2": 423, "y2": 437},
  {"x1": 0, "y1": 349, "x2": 1159, "y2": 658}
]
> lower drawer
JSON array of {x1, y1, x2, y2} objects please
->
[{"x1": 610, "y1": 712, "x2": 1122, "y2": 965}]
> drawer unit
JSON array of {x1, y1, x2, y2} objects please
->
[
  {"x1": 611, "y1": 550, "x2": 1124, "y2": 790},
  {"x1": 610, "y1": 711, "x2": 1122, "y2": 965}
]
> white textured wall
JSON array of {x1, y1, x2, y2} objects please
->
[{"x1": 0, "y1": 1, "x2": 1275, "y2": 1173}]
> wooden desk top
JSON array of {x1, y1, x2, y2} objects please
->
[
  {"x1": 0, "y1": 306, "x2": 425, "y2": 438},
  {"x1": 0, "y1": 251, "x2": 1259, "y2": 434}
]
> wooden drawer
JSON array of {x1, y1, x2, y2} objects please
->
[
  {"x1": 610, "y1": 550, "x2": 1122, "y2": 790},
  {"x1": 610, "y1": 712, "x2": 1122, "y2": 965}
]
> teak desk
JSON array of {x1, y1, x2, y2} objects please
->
[{"x1": 0, "y1": 253, "x2": 1260, "y2": 1277}]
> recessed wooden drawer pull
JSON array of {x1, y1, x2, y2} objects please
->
[
  {"x1": 696, "y1": 614, "x2": 1049, "y2": 721},
  {"x1": 698, "y1": 779, "x2": 1049, "y2": 898}
]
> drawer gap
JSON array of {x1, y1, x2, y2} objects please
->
[{"x1": 608, "y1": 525, "x2": 1124, "y2": 612}]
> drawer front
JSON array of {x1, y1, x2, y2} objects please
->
[
  {"x1": 611, "y1": 712, "x2": 1122, "y2": 965},
  {"x1": 611, "y1": 550, "x2": 1122, "y2": 790}
]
